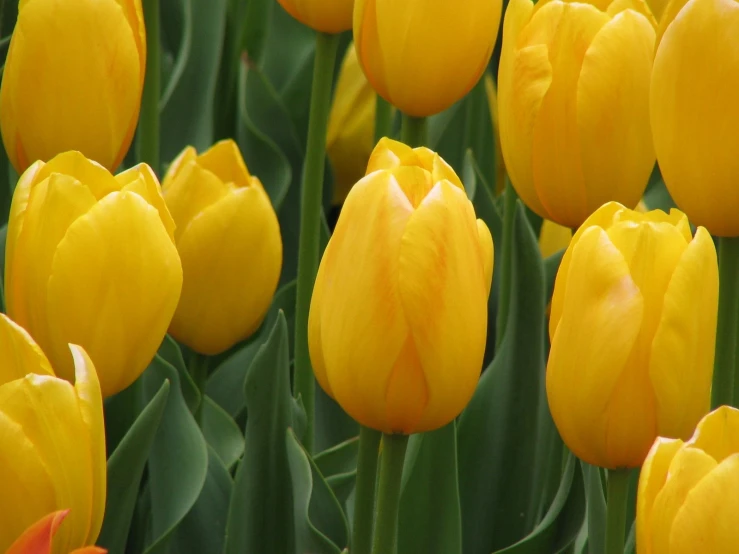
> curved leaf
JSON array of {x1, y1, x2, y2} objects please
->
[{"x1": 202, "y1": 396, "x2": 244, "y2": 470}]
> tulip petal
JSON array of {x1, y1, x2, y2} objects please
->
[
  {"x1": 477, "y1": 219, "x2": 494, "y2": 298},
  {"x1": 649, "y1": 227, "x2": 717, "y2": 440},
  {"x1": 309, "y1": 240, "x2": 333, "y2": 398},
  {"x1": 546, "y1": 226, "x2": 644, "y2": 468},
  {"x1": 162, "y1": 146, "x2": 197, "y2": 191},
  {"x1": 116, "y1": 163, "x2": 176, "y2": 240},
  {"x1": 688, "y1": 406, "x2": 739, "y2": 463},
  {"x1": 669, "y1": 453, "x2": 739, "y2": 554},
  {"x1": 34, "y1": 152, "x2": 119, "y2": 201},
  {"x1": 539, "y1": 219, "x2": 572, "y2": 259},
  {"x1": 651, "y1": 0, "x2": 739, "y2": 236},
  {"x1": 637, "y1": 438, "x2": 683, "y2": 554},
  {"x1": 196, "y1": 140, "x2": 252, "y2": 189},
  {"x1": 397, "y1": 182, "x2": 489, "y2": 433},
  {"x1": 319, "y1": 172, "x2": 412, "y2": 433},
  {"x1": 366, "y1": 138, "x2": 413, "y2": 174},
  {"x1": 353, "y1": 0, "x2": 391, "y2": 104},
  {"x1": 0, "y1": 313, "x2": 53, "y2": 385},
  {"x1": 169, "y1": 186, "x2": 282, "y2": 355},
  {"x1": 5, "y1": 509, "x2": 69, "y2": 554},
  {"x1": 577, "y1": 10, "x2": 655, "y2": 214},
  {"x1": 46, "y1": 191, "x2": 183, "y2": 397}
]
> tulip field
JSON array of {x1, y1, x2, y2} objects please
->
[{"x1": 0, "y1": 0, "x2": 737, "y2": 553}]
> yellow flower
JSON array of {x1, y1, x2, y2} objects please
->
[
  {"x1": 547, "y1": 202, "x2": 718, "y2": 469},
  {"x1": 354, "y1": 0, "x2": 502, "y2": 117},
  {"x1": 327, "y1": 43, "x2": 378, "y2": 205},
  {"x1": 0, "y1": 314, "x2": 105, "y2": 554},
  {"x1": 309, "y1": 138, "x2": 493, "y2": 434},
  {"x1": 276, "y1": 0, "x2": 353, "y2": 33},
  {"x1": 498, "y1": 0, "x2": 657, "y2": 228},
  {"x1": 0, "y1": 0, "x2": 145, "y2": 173},
  {"x1": 163, "y1": 140, "x2": 283, "y2": 355},
  {"x1": 637, "y1": 406, "x2": 739, "y2": 554},
  {"x1": 650, "y1": 0, "x2": 739, "y2": 237},
  {"x1": 5, "y1": 151, "x2": 183, "y2": 398}
]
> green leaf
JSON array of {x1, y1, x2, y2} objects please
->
[
  {"x1": 315, "y1": 437, "x2": 359, "y2": 508},
  {"x1": 202, "y1": 396, "x2": 245, "y2": 470},
  {"x1": 223, "y1": 312, "x2": 302, "y2": 553},
  {"x1": 494, "y1": 453, "x2": 586, "y2": 553},
  {"x1": 287, "y1": 429, "x2": 350, "y2": 554},
  {"x1": 398, "y1": 421, "x2": 463, "y2": 554},
  {"x1": 457, "y1": 201, "x2": 547, "y2": 553},
  {"x1": 544, "y1": 250, "x2": 565, "y2": 304},
  {"x1": 582, "y1": 462, "x2": 607, "y2": 554},
  {"x1": 143, "y1": 356, "x2": 209, "y2": 554},
  {"x1": 98, "y1": 381, "x2": 170, "y2": 554},
  {"x1": 158, "y1": 334, "x2": 200, "y2": 412},
  {"x1": 170, "y1": 446, "x2": 233, "y2": 554}
]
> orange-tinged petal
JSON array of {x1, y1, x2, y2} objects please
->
[
  {"x1": 69, "y1": 548, "x2": 107, "y2": 554},
  {"x1": 688, "y1": 405, "x2": 739, "y2": 463},
  {"x1": 116, "y1": 163, "x2": 176, "y2": 240},
  {"x1": 5, "y1": 510, "x2": 69, "y2": 554},
  {"x1": 278, "y1": 0, "x2": 353, "y2": 33},
  {"x1": 0, "y1": 313, "x2": 53, "y2": 384}
]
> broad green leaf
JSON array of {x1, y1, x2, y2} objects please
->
[
  {"x1": 582, "y1": 462, "x2": 607, "y2": 554},
  {"x1": 314, "y1": 436, "x2": 359, "y2": 478},
  {"x1": 261, "y1": 3, "x2": 316, "y2": 93},
  {"x1": 143, "y1": 356, "x2": 209, "y2": 554},
  {"x1": 98, "y1": 381, "x2": 170, "y2": 554},
  {"x1": 457, "y1": 202, "x2": 547, "y2": 553},
  {"x1": 202, "y1": 396, "x2": 245, "y2": 470},
  {"x1": 315, "y1": 385, "x2": 359, "y2": 453},
  {"x1": 287, "y1": 429, "x2": 350, "y2": 554},
  {"x1": 398, "y1": 422, "x2": 463, "y2": 554},
  {"x1": 158, "y1": 334, "x2": 199, "y2": 412}
]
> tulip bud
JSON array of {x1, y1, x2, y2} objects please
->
[
  {"x1": 7, "y1": 510, "x2": 107, "y2": 554},
  {"x1": 637, "y1": 406, "x2": 739, "y2": 553},
  {"x1": 0, "y1": 314, "x2": 105, "y2": 554},
  {"x1": 162, "y1": 140, "x2": 283, "y2": 355},
  {"x1": 276, "y1": 0, "x2": 353, "y2": 33},
  {"x1": 327, "y1": 43, "x2": 378, "y2": 205},
  {"x1": 0, "y1": 0, "x2": 145, "y2": 173},
  {"x1": 650, "y1": 0, "x2": 739, "y2": 237},
  {"x1": 547, "y1": 202, "x2": 718, "y2": 469},
  {"x1": 498, "y1": 0, "x2": 657, "y2": 228},
  {"x1": 353, "y1": 0, "x2": 502, "y2": 117},
  {"x1": 309, "y1": 138, "x2": 493, "y2": 434},
  {"x1": 5, "y1": 152, "x2": 183, "y2": 398}
]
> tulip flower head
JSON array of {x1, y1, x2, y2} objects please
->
[
  {"x1": 354, "y1": 0, "x2": 502, "y2": 117},
  {"x1": 637, "y1": 406, "x2": 739, "y2": 553},
  {"x1": 7, "y1": 510, "x2": 106, "y2": 554},
  {"x1": 276, "y1": 0, "x2": 354, "y2": 33},
  {"x1": 5, "y1": 152, "x2": 183, "y2": 398},
  {"x1": 650, "y1": 0, "x2": 739, "y2": 237},
  {"x1": 498, "y1": 0, "x2": 657, "y2": 228},
  {"x1": 163, "y1": 140, "x2": 283, "y2": 355},
  {"x1": 0, "y1": 0, "x2": 146, "y2": 173},
  {"x1": 547, "y1": 202, "x2": 718, "y2": 469},
  {"x1": 309, "y1": 138, "x2": 493, "y2": 434}
]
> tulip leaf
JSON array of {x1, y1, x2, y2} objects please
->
[
  {"x1": 544, "y1": 249, "x2": 565, "y2": 304},
  {"x1": 202, "y1": 396, "x2": 245, "y2": 470},
  {"x1": 582, "y1": 462, "x2": 607, "y2": 554},
  {"x1": 98, "y1": 380, "x2": 170, "y2": 554},
  {"x1": 287, "y1": 428, "x2": 350, "y2": 554},
  {"x1": 170, "y1": 446, "x2": 233, "y2": 554},
  {"x1": 493, "y1": 453, "x2": 586, "y2": 553},
  {"x1": 398, "y1": 421, "x2": 463, "y2": 554},
  {"x1": 314, "y1": 436, "x2": 360, "y2": 509},
  {"x1": 457, "y1": 201, "x2": 549, "y2": 553},
  {"x1": 158, "y1": 334, "x2": 200, "y2": 412},
  {"x1": 223, "y1": 312, "x2": 304, "y2": 553},
  {"x1": 143, "y1": 355, "x2": 209, "y2": 554}
]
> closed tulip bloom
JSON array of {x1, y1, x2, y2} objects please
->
[
  {"x1": 547, "y1": 202, "x2": 718, "y2": 469},
  {"x1": 309, "y1": 138, "x2": 493, "y2": 434},
  {"x1": 276, "y1": 0, "x2": 353, "y2": 33},
  {"x1": 0, "y1": 314, "x2": 105, "y2": 554},
  {"x1": 163, "y1": 140, "x2": 282, "y2": 355},
  {"x1": 637, "y1": 406, "x2": 739, "y2": 553},
  {"x1": 499, "y1": 0, "x2": 656, "y2": 228},
  {"x1": 354, "y1": 0, "x2": 502, "y2": 117},
  {"x1": 0, "y1": 0, "x2": 145, "y2": 173},
  {"x1": 7, "y1": 510, "x2": 106, "y2": 554},
  {"x1": 5, "y1": 152, "x2": 183, "y2": 398},
  {"x1": 327, "y1": 44, "x2": 377, "y2": 205},
  {"x1": 650, "y1": 0, "x2": 739, "y2": 237}
]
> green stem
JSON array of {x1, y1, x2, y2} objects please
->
[
  {"x1": 605, "y1": 469, "x2": 630, "y2": 554},
  {"x1": 495, "y1": 182, "x2": 518, "y2": 349},
  {"x1": 138, "y1": 0, "x2": 161, "y2": 172},
  {"x1": 374, "y1": 96, "x2": 393, "y2": 144},
  {"x1": 400, "y1": 114, "x2": 428, "y2": 147},
  {"x1": 352, "y1": 426, "x2": 382, "y2": 554},
  {"x1": 293, "y1": 32, "x2": 339, "y2": 453},
  {"x1": 715, "y1": 236, "x2": 739, "y2": 408},
  {"x1": 190, "y1": 353, "x2": 209, "y2": 426},
  {"x1": 371, "y1": 434, "x2": 409, "y2": 554}
]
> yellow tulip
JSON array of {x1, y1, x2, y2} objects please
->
[
  {"x1": 650, "y1": 0, "x2": 739, "y2": 237},
  {"x1": 637, "y1": 406, "x2": 739, "y2": 554},
  {"x1": 353, "y1": 0, "x2": 502, "y2": 117},
  {"x1": 0, "y1": 0, "x2": 145, "y2": 173},
  {"x1": 5, "y1": 151, "x2": 183, "y2": 398},
  {"x1": 483, "y1": 75, "x2": 508, "y2": 196},
  {"x1": 498, "y1": 0, "x2": 657, "y2": 228},
  {"x1": 162, "y1": 140, "x2": 283, "y2": 355},
  {"x1": 276, "y1": 0, "x2": 353, "y2": 33},
  {"x1": 309, "y1": 138, "x2": 493, "y2": 434},
  {"x1": 327, "y1": 43, "x2": 378, "y2": 205},
  {"x1": 0, "y1": 314, "x2": 105, "y2": 554},
  {"x1": 7, "y1": 510, "x2": 106, "y2": 554},
  {"x1": 547, "y1": 202, "x2": 718, "y2": 469}
]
